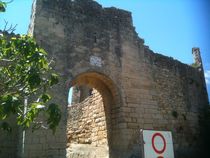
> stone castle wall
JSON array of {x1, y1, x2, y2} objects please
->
[
  {"x1": 0, "y1": 0, "x2": 208, "y2": 158},
  {"x1": 66, "y1": 89, "x2": 109, "y2": 158},
  {"x1": 67, "y1": 89, "x2": 107, "y2": 146},
  {"x1": 0, "y1": 116, "x2": 19, "y2": 158}
]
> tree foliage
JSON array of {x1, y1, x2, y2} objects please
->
[
  {"x1": 0, "y1": 1, "x2": 6, "y2": 12},
  {"x1": 0, "y1": 1, "x2": 61, "y2": 133},
  {"x1": 0, "y1": 32, "x2": 61, "y2": 132}
]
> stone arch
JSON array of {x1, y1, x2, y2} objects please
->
[
  {"x1": 66, "y1": 71, "x2": 122, "y2": 157},
  {"x1": 70, "y1": 71, "x2": 121, "y2": 105}
]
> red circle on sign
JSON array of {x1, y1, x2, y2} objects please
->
[{"x1": 152, "y1": 133, "x2": 166, "y2": 154}]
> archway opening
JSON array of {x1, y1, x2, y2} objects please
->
[{"x1": 66, "y1": 72, "x2": 119, "y2": 158}]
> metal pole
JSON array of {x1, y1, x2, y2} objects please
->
[{"x1": 21, "y1": 96, "x2": 27, "y2": 158}]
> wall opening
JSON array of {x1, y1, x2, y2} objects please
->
[
  {"x1": 67, "y1": 85, "x2": 93, "y2": 106},
  {"x1": 66, "y1": 72, "x2": 119, "y2": 158}
]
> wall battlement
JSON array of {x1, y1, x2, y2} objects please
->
[{"x1": 34, "y1": 0, "x2": 132, "y2": 29}]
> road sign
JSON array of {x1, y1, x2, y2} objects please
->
[{"x1": 141, "y1": 130, "x2": 174, "y2": 158}]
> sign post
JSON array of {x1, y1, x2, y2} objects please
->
[{"x1": 141, "y1": 130, "x2": 174, "y2": 158}]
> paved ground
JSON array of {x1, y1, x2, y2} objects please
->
[{"x1": 66, "y1": 144, "x2": 109, "y2": 158}]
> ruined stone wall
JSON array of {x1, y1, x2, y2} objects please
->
[
  {"x1": 144, "y1": 49, "x2": 209, "y2": 157},
  {"x1": 19, "y1": 0, "x2": 210, "y2": 158},
  {"x1": 0, "y1": 116, "x2": 19, "y2": 158},
  {"x1": 27, "y1": 0, "x2": 133, "y2": 157},
  {"x1": 67, "y1": 89, "x2": 107, "y2": 146},
  {"x1": 66, "y1": 89, "x2": 109, "y2": 158}
]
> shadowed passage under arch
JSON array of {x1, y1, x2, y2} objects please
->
[{"x1": 66, "y1": 72, "x2": 121, "y2": 158}]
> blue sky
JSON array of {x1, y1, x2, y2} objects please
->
[{"x1": 0, "y1": 0, "x2": 209, "y2": 101}]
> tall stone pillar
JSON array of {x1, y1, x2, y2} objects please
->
[{"x1": 192, "y1": 47, "x2": 203, "y2": 71}]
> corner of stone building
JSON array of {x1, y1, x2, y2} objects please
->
[
  {"x1": 192, "y1": 47, "x2": 209, "y2": 104},
  {"x1": 28, "y1": 0, "x2": 40, "y2": 35}
]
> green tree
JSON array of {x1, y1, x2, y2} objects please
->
[
  {"x1": 0, "y1": 1, "x2": 61, "y2": 133},
  {"x1": 0, "y1": 1, "x2": 6, "y2": 12}
]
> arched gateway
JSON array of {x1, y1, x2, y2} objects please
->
[
  {"x1": 0, "y1": 0, "x2": 208, "y2": 158},
  {"x1": 66, "y1": 72, "x2": 121, "y2": 157}
]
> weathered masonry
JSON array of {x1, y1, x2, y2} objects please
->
[{"x1": 0, "y1": 0, "x2": 209, "y2": 158}]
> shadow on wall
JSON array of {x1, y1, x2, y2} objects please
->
[{"x1": 65, "y1": 72, "x2": 120, "y2": 158}]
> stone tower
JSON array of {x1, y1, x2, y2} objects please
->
[
  {"x1": 192, "y1": 47, "x2": 204, "y2": 74},
  {"x1": 192, "y1": 47, "x2": 203, "y2": 67},
  {"x1": 0, "y1": 0, "x2": 209, "y2": 158}
]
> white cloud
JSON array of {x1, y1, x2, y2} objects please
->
[
  {"x1": 205, "y1": 70, "x2": 210, "y2": 78},
  {"x1": 205, "y1": 70, "x2": 210, "y2": 85}
]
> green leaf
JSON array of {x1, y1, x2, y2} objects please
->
[
  {"x1": 0, "y1": 2, "x2": 6, "y2": 12},
  {"x1": 47, "y1": 103, "x2": 61, "y2": 133},
  {"x1": 28, "y1": 72, "x2": 41, "y2": 88},
  {"x1": 0, "y1": 122, "x2": 12, "y2": 132},
  {"x1": 41, "y1": 93, "x2": 51, "y2": 103},
  {"x1": 0, "y1": 94, "x2": 21, "y2": 119},
  {"x1": 49, "y1": 73, "x2": 59, "y2": 86},
  {"x1": 19, "y1": 102, "x2": 44, "y2": 129}
]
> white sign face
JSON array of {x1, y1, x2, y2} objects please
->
[
  {"x1": 142, "y1": 130, "x2": 174, "y2": 158},
  {"x1": 90, "y1": 56, "x2": 102, "y2": 67}
]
